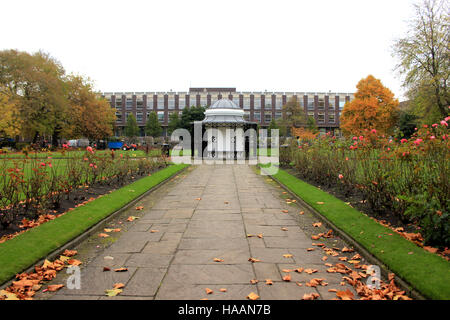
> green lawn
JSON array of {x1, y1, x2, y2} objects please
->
[
  {"x1": 0, "y1": 164, "x2": 188, "y2": 285},
  {"x1": 261, "y1": 166, "x2": 450, "y2": 300}
]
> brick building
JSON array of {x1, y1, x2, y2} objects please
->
[{"x1": 102, "y1": 88, "x2": 354, "y2": 137}]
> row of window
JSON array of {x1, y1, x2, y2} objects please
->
[
  {"x1": 112, "y1": 96, "x2": 349, "y2": 111},
  {"x1": 116, "y1": 110, "x2": 340, "y2": 124}
]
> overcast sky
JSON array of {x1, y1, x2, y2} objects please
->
[{"x1": 1, "y1": 0, "x2": 416, "y2": 99}]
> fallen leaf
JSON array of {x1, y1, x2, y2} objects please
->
[
  {"x1": 248, "y1": 258, "x2": 261, "y2": 263},
  {"x1": 283, "y1": 254, "x2": 293, "y2": 258},
  {"x1": 247, "y1": 292, "x2": 260, "y2": 300},
  {"x1": 296, "y1": 282, "x2": 303, "y2": 287},
  {"x1": 135, "y1": 206, "x2": 144, "y2": 210},
  {"x1": 213, "y1": 258, "x2": 224, "y2": 262},
  {"x1": 104, "y1": 228, "x2": 113, "y2": 233},
  {"x1": 103, "y1": 267, "x2": 111, "y2": 272},
  {"x1": 265, "y1": 279, "x2": 273, "y2": 285},
  {"x1": 105, "y1": 288, "x2": 122, "y2": 297},
  {"x1": 336, "y1": 289, "x2": 354, "y2": 300},
  {"x1": 313, "y1": 222, "x2": 322, "y2": 227},
  {"x1": 423, "y1": 246, "x2": 438, "y2": 254},
  {"x1": 307, "y1": 248, "x2": 315, "y2": 251},
  {"x1": 304, "y1": 268, "x2": 318, "y2": 274},
  {"x1": 282, "y1": 210, "x2": 289, "y2": 213},
  {"x1": 63, "y1": 249, "x2": 77, "y2": 257},
  {"x1": 113, "y1": 283, "x2": 125, "y2": 289},
  {"x1": 257, "y1": 234, "x2": 263, "y2": 239},
  {"x1": 316, "y1": 202, "x2": 325, "y2": 205},
  {"x1": 299, "y1": 211, "x2": 305, "y2": 215},
  {"x1": 195, "y1": 198, "x2": 201, "y2": 201},
  {"x1": 205, "y1": 288, "x2": 213, "y2": 294},
  {"x1": 0, "y1": 290, "x2": 19, "y2": 300},
  {"x1": 67, "y1": 259, "x2": 82, "y2": 266},
  {"x1": 281, "y1": 227, "x2": 288, "y2": 231},
  {"x1": 219, "y1": 288, "x2": 227, "y2": 292},
  {"x1": 282, "y1": 269, "x2": 293, "y2": 273},
  {"x1": 282, "y1": 274, "x2": 291, "y2": 282},
  {"x1": 150, "y1": 230, "x2": 159, "y2": 233},
  {"x1": 45, "y1": 284, "x2": 64, "y2": 292},
  {"x1": 98, "y1": 233, "x2": 110, "y2": 238},
  {"x1": 295, "y1": 268, "x2": 304, "y2": 273},
  {"x1": 302, "y1": 293, "x2": 320, "y2": 300},
  {"x1": 250, "y1": 279, "x2": 259, "y2": 284},
  {"x1": 114, "y1": 268, "x2": 128, "y2": 272},
  {"x1": 341, "y1": 247, "x2": 354, "y2": 253},
  {"x1": 127, "y1": 216, "x2": 138, "y2": 222}
]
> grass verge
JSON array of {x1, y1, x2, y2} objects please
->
[
  {"x1": 263, "y1": 166, "x2": 450, "y2": 300},
  {"x1": 0, "y1": 164, "x2": 188, "y2": 285}
]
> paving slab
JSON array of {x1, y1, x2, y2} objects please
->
[{"x1": 37, "y1": 164, "x2": 362, "y2": 301}]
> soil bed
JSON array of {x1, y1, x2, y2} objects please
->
[{"x1": 0, "y1": 167, "x2": 164, "y2": 239}]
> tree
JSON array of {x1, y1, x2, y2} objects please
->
[
  {"x1": 180, "y1": 106, "x2": 205, "y2": 136},
  {"x1": 276, "y1": 96, "x2": 309, "y2": 137},
  {"x1": 396, "y1": 109, "x2": 419, "y2": 139},
  {"x1": 267, "y1": 119, "x2": 278, "y2": 137},
  {"x1": 124, "y1": 114, "x2": 140, "y2": 139},
  {"x1": 393, "y1": 0, "x2": 449, "y2": 120},
  {"x1": 167, "y1": 112, "x2": 181, "y2": 135},
  {"x1": 340, "y1": 75, "x2": 400, "y2": 137},
  {"x1": 145, "y1": 111, "x2": 162, "y2": 137},
  {"x1": 0, "y1": 50, "x2": 69, "y2": 144},
  {"x1": 65, "y1": 75, "x2": 115, "y2": 141},
  {"x1": 0, "y1": 88, "x2": 21, "y2": 138}
]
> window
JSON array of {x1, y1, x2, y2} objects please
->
[
  {"x1": 136, "y1": 111, "x2": 144, "y2": 122},
  {"x1": 275, "y1": 97, "x2": 283, "y2": 110},
  {"x1": 157, "y1": 96, "x2": 165, "y2": 109},
  {"x1": 168, "y1": 97, "x2": 175, "y2": 109},
  {"x1": 125, "y1": 111, "x2": 132, "y2": 120},
  {"x1": 339, "y1": 98, "x2": 346, "y2": 110},
  {"x1": 318, "y1": 113, "x2": 325, "y2": 124},
  {"x1": 328, "y1": 97, "x2": 335, "y2": 110},
  {"x1": 328, "y1": 114, "x2": 335, "y2": 124},
  {"x1": 200, "y1": 96, "x2": 207, "y2": 107},
  {"x1": 307, "y1": 97, "x2": 315, "y2": 110},
  {"x1": 254, "y1": 111, "x2": 261, "y2": 122},
  {"x1": 137, "y1": 99, "x2": 144, "y2": 110},
  {"x1": 243, "y1": 97, "x2": 250, "y2": 110},
  {"x1": 254, "y1": 96, "x2": 261, "y2": 109},
  {"x1": 157, "y1": 111, "x2": 164, "y2": 122},
  {"x1": 264, "y1": 113, "x2": 272, "y2": 123},
  {"x1": 308, "y1": 112, "x2": 314, "y2": 118},
  {"x1": 244, "y1": 111, "x2": 250, "y2": 121},
  {"x1": 189, "y1": 95, "x2": 197, "y2": 107},
  {"x1": 265, "y1": 95, "x2": 272, "y2": 109},
  {"x1": 126, "y1": 98, "x2": 132, "y2": 110},
  {"x1": 275, "y1": 112, "x2": 282, "y2": 119},
  {"x1": 179, "y1": 96, "x2": 186, "y2": 109},
  {"x1": 146, "y1": 97, "x2": 153, "y2": 109},
  {"x1": 318, "y1": 97, "x2": 325, "y2": 110},
  {"x1": 115, "y1": 111, "x2": 122, "y2": 122},
  {"x1": 233, "y1": 96, "x2": 240, "y2": 108},
  {"x1": 115, "y1": 98, "x2": 122, "y2": 108}
]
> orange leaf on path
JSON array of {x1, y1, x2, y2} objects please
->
[
  {"x1": 336, "y1": 289, "x2": 354, "y2": 300},
  {"x1": 205, "y1": 288, "x2": 213, "y2": 295},
  {"x1": 247, "y1": 292, "x2": 260, "y2": 300},
  {"x1": 302, "y1": 293, "x2": 320, "y2": 300}
]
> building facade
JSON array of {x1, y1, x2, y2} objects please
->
[{"x1": 102, "y1": 87, "x2": 354, "y2": 137}]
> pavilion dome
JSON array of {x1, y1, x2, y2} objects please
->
[
  {"x1": 209, "y1": 99, "x2": 240, "y2": 110},
  {"x1": 202, "y1": 99, "x2": 246, "y2": 124}
]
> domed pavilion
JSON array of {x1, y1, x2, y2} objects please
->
[{"x1": 193, "y1": 99, "x2": 258, "y2": 160}]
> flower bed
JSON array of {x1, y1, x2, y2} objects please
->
[
  {"x1": 281, "y1": 117, "x2": 449, "y2": 248},
  {"x1": 0, "y1": 147, "x2": 169, "y2": 237}
]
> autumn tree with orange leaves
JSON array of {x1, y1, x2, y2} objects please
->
[{"x1": 340, "y1": 75, "x2": 400, "y2": 137}]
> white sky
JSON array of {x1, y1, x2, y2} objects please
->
[{"x1": 1, "y1": 0, "x2": 416, "y2": 99}]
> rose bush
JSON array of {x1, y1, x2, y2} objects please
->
[{"x1": 281, "y1": 117, "x2": 449, "y2": 247}]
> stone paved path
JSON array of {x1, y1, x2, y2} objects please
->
[{"x1": 38, "y1": 165, "x2": 360, "y2": 300}]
